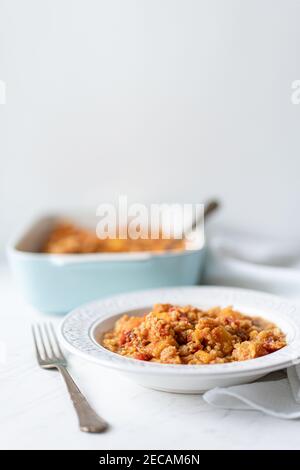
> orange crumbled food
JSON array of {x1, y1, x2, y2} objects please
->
[
  {"x1": 42, "y1": 222, "x2": 185, "y2": 254},
  {"x1": 102, "y1": 304, "x2": 286, "y2": 364}
]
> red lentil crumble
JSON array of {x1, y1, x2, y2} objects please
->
[{"x1": 102, "y1": 304, "x2": 286, "y2": 364}]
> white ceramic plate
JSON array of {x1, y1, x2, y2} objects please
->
[{"x1": 59, "y1": 286, "x2": 300, "y2": 393}]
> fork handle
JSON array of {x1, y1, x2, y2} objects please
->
[{"x1": 57, "y1": 366, "x2": 108, "y2": 433}]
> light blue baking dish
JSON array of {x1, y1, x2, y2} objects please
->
[{"x1": 7, "y1": 214, "x2": 206, "y2": 314}]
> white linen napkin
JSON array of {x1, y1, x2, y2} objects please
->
[
  {"x1": 203, "y1": 368, "x2": 300, "y2": 419},
  {"x1": 202, "y1": 225, "x2": 300, "y2": 418},
  {"x1": 204, "y1": 226, "x2": 300, "y2": 297}
]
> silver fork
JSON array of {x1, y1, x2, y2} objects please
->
[{"x1": 32, "y1": 323, "x2": 108, "y2": 433}]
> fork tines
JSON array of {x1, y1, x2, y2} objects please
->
[{"x1": 32, "y1": 323, "x2": 65, "y2": 364}]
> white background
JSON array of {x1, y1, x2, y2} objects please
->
[{"x1": 1, "y1": 0, "x2": 300, "y2": 251}]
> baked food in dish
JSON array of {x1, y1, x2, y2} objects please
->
[
  {"x1": 102, "y1": 303, "x2": 286, "y2": 364},
  {"x1": 42, "y1": 221, "x2": 185, "y2": 254}
]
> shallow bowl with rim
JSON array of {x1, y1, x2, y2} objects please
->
[{"x1": 59, "y1": 286, "x2": 300, "y2": 393}]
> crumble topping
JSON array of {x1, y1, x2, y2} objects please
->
[{"x1": 102, "y1": 304, "x2": 286, "y2": 364}]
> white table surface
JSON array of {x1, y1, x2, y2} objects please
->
[{"x1": 1, "y1": 262, "x2": 300, "y2": 450}]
